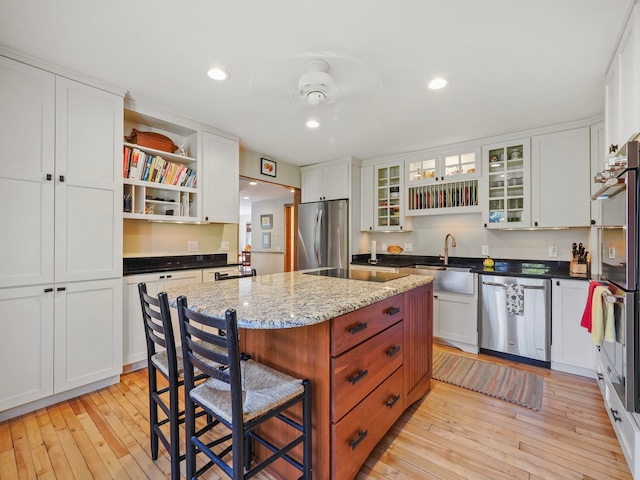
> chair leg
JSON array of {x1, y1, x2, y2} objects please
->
[
  {"x1": 169, "y1": 379, "x2": 180, "y2": 480},
  {"x1": 303, "y1": 379, "x2": 312, "y2": 479},
  {"x1": 184, "y1": 394, "x2": 197, "y2": 480},
  {"x1": 148, "y1": 365, "x2": 159, "y2": 460},
  {"x1": 244, "y1": 432, "x2": 252, "y2": 471}
]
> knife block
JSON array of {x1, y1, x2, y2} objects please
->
[{"x1": 570, "y1": 254, "x2": 590, "y2": 274}]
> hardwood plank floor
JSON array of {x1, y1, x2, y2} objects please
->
[{"x1": 0, "y1": 345, "x2": 631, "y2": 479}]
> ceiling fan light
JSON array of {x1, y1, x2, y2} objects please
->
[
  {"x1": 306, "y1": 90, "x2": 326, "y2": 105},
  {"x1": 427, "y1": 77, "x2": 448, "y2": 90},
  {"x1": 207, "y1": 68, "x2": 229, "y2": 81}
]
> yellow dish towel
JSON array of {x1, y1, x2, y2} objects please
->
[{"x1": 591, "y1": 286, "x2": 615, "y2": 346}]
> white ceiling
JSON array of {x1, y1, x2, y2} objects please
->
[{"x1": 0, "y1": 1, "x2": 633, "y2": 167}]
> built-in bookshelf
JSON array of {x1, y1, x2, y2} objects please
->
[{"x1": 123, "y1": 105, "x2": 200, "y2": 221}]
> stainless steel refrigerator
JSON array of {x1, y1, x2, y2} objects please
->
[{"x1": 297, "y1": 199, "x2": 348, "y2": 270}]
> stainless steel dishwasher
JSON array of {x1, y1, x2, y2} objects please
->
[{"x1": 479, "y1": 274, "x2": 551, "y2": 365}]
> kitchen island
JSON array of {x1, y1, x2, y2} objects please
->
[{"x1": 165, "y1": 270, "x2": 434, "y2": 480}]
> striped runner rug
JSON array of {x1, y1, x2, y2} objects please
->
[{"x1": 432, "y1": 351, "x2": 544, "y2": 410}]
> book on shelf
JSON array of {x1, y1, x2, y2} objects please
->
[
  {"x1": 129, "y1": 148, "x2": 141, "y2": 179},
  {"x1": 123, "y1": 147, "x2": 132, "y2": 177}
]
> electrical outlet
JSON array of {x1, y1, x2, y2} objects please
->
[
  {"x1": 548, "y1": 245, "x2": 557, "y2": 257},
  {"x1": 381, "y1": 243, "x2": 387, "y2": 251},
  {"x1": 404, "y1": 243, "x2": 413, "y2": 252},
  {"x1": 188, "y1": 241, "x2": 199, "y2": 252},
  {"x1": 609, "y1": 246, "x2": 616, "y2": 259},
  {"x1": 482, "y1": 245, "x2": 489, "y2": 256},
  {"x1": 220, "y1": 241, "x2": 229, "y2": 251}
]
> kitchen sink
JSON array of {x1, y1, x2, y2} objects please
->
[{"x1": 399, "y1": 265, "x2": 475, "y2": 295}]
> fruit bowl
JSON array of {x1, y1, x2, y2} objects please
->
[{"x1": 387, "y1": 245, "x2": 403, "y2": 255}]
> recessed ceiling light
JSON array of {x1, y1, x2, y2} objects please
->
[
  {"x1": 427, "y1": 77, "x2": 448, "y2": 90},
  {"x1": 243, "y1": 196, "x2": 250, "y2": 200},
  {"x1": 249, "y1": 181, "x2": 257, "y2": 186},
  {"x1": 306, "y1": 119, "x2": 320, "y2": 128},
  {"x1": 207, "y1": 68, "x2": 229, "y2": 81}
]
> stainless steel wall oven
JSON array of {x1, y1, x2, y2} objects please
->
[{"x1": 595, "y1": 139, "x2": 640, "y2": 412}]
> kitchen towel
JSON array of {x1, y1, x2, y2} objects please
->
[
  {"x1": 591, "y1": 285, "x2": 615, "y2": 346},
  {"x1": 580, "y1": 281, "x2": 601, "y2": 333},
  {"x1": 506, "y1": 283, "x2": 524, "y2": 316}
]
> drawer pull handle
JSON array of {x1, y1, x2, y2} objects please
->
[
  {"x1": 349, "y1": 429, "x2": 368, "y2": 450},
  {"x1": 611, "y1": 408, "x2": 622, "y2": 422},
  {"x1": 386, "y1": 394, "x2": 400, "y2": 409},
  {"x1": 349, "y1": 322, "x2": 368, "y2": 335},
  {"x1": 386, "y1": 307, "x2": 401, "y2": 316},
  {"x1": 349, "y1": 369, "x2": 368, "y2": 385},
  {"x1": 386, "y1": 345, "x2": 401, "y2": 357},
  {"x1": 44, "y1": 287, "x2": 54, "y2": 293},
  {"x1": 597, "y1": 373, "x2": 604, "y2": 381},
  {"x1": 56, "y1": 287, "x2": 66, "y2": 292}
]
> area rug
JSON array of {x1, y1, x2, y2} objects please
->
[{"x1": 432, "y1": 351, "x2": 544, "y2": 410}]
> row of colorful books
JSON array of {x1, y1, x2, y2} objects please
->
[{"x1": 123, "y1": 147, "x2": 197, "y2": 188}]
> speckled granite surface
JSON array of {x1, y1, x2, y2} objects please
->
[{"x1": 164, "y1": 270, "x2": 433, "y2": 329}]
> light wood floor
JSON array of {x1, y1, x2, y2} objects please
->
[{"x1": 0, "y1": 344, "x2": 632, "y2": 480}]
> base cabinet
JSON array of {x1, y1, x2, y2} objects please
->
[
  {"x1": 434, "y1": 290, "x2": 478, "y2": 354},
  {"x1": 0, "y1": 279, "x2": 122, "y2": 412},
  {"x1": 551, "y1": 278, "x2": 595, "y2": 376}
]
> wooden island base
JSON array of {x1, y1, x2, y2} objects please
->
[{"x1": 240, "y1": 283, "x2": 433, "y2": 480}]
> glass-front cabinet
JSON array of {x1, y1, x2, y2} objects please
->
[
  {"x1": 482, "y1": 138, "x2": 530, "y2": 228},
  {"x1": 407, "y1": 147, "x2": 480, "y2": 185},
  {"x1": 375, "y1": 161, "x2": 409, "y2": 231}
]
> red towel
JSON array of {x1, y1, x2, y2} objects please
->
[{"x1": 580, "y1": 281, "x2": 601, "y2": 332}]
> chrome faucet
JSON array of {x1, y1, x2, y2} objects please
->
[{"x1": 443, "y1": 233, "x2": 457, "y2": 266}]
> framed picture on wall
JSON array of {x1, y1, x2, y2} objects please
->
[
  {"x1": 260, "y1": 214, "x2": 273, "y2": 229},
  {"x1": 262, "y1": 232, "x2": 271, "y2": 249},
  {"x1": 261, "y1": 158, "x2": 277, "y2": 177}
]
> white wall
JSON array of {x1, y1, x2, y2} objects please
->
[
  {"x1": 239, "y1": 147, "x2": 301, "y2": 188},
  {"x1": 363, "y1": 213, "x2": 591, "y2": 262},
  {"x1": 250, "y1": 198, "x2": 289, "y2": 274}
]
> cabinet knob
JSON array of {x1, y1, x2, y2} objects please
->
[
  {"x1": 46, "y1": 174, "x2": 52, "y2": 181},
  {"x1": 609, "y1": 144, "x2": 618, "y2": 154},
  {"x1": 556, "y1": 281, "x2": 560, "y2": 286},
  {"x1": 534, "y1": 221, "x2": 538, "y2": 227},
  {"x1": 59, "y1": 175, "x2": 65, "y2": 182}
]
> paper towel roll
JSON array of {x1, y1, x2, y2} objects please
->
[{"x1": 371, "y1": 240, "x2": 377, "y2": 261}]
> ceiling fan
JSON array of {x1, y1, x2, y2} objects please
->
[{"x1": 296, "y1": 59, "x2": 341, "y2": 107}]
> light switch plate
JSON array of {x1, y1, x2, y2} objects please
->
[
  {"x1": 548, "y1": 245, "x2": 557, "y2": 257},
  {"x1": 381, "y1": 243, "x2": 387, "y2": 251},
  {"x1": 609, "y1": 246, "x2": 616, "y2": 259},
  {"x1": 404, "y1": 243, "x2": 413, "y2": 252},
  {"x1": 221, "y1": 241, "x2": 229, "y2": 251},
  {"x1": 482, "y1": 245, "x2": 489, "y2": 255},
  {"x1": 188, "y1": 241, "x2": 199, "y2": 252}
]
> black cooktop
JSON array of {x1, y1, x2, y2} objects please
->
[{"x1": 304, "y1": 268, "x2": 408, "y2": 282}]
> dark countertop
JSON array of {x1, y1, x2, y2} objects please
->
[
  {"x1": 124, "y1": 254, "x2": 240, "y2": 275},
  {"x1": 351, "y1": 254, "x2": 590, "y2": 281}
]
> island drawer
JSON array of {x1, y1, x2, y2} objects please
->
[
  {"x1": 331, "y1": 294, "x2": 403, "y2": 356},
  {"x1": 332, "y1": 366, "x2": 404, "y2": 480},
  {"x1": 332, "y1": 321, "x2": 403, "y2": 422}
]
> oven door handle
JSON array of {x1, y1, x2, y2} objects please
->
[{"x1": 603, "y1": 293, "x2": 625, "y2": 304}]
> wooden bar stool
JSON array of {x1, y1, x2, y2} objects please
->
[{"x1": 176, "y1": 295, "x2": 312, "y2": 479}]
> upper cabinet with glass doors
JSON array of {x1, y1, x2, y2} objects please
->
[
  {"x1": 374, "y1": 161, "x2": 411, "y2": 231},
  {"x1": 482, "y1": 139, "x2": 530, "y2": 229},
  {"x1": 406, "y1": 147, "x2": 480, "y2": 185}
]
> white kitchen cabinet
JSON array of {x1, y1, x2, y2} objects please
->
[
  {"x1": 0, "y1": 55, "x2": 124, "y2": 417},
  {"x1": 433, "y1": 290, "x2": 478, "y2": 354},
  {"x1": 360, "y1": 165, "x2": 374, "y2": 231},
  {"x1": 201, "y1": 131, "x2": 239, "y2": 223},
  {"x1": 123, "y1": 269, "x2": 203, "y2": 367},
  {"x1": 301, "y1": 159, "x2": 351, "y2": 203},
  {"x1": 606, "y1": 4, "x2": 640, "y2": 153},
  {"x1": 406, "y1": 146, "x2": 480, "y2": 184},
  {"x1": 531, "y1": 127, "x2": 591, "y2": 228},
  {"x1": 482, "y1": 138, "x2": 530, "y2": 228},
  {"x1": 54, "y1": 279, "x2": 122, "y2": 392},
  {"x1": 373, "y1": 161, "x2": 411, "y2": 231},
  {"x1": 0, "y1": 285, "x2": 54, "y2": 411},
  {"x1": 551, "y1": 278, "x2": 595, "y2": 376}
]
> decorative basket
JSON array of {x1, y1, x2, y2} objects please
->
[{"x1": 125, "y1": 129, "x2": 178, "y2": 153}]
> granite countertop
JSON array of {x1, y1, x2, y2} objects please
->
[
  {"x1": 164, "y1": 270, "x2": 433, "y2": 329},
  {"x1": 351, "y1": 254, "x2": 590, "y2": 280},
  {"x1": 124, "y1": 254, "x2": 240, "y2": 275}
]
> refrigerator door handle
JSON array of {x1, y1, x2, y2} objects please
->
[{"x1": 315, "y1": 208, "x2": 323, "y2": 266}]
